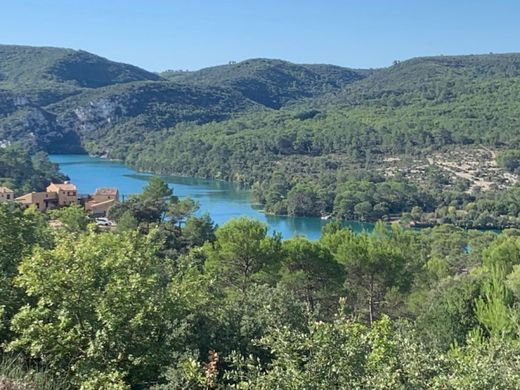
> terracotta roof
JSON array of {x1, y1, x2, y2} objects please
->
[
  {"x1": 16, "y1": 192, "x2": 58, "y2": 202},
  {"x1": 48, "y1": 182, "x2": 77, "y2": 191},
  {"x1": 95, "y1": 188, "x2": 118, "y2": 196},
  {"x1": 15, "y1": 193, "x2": 32, "y2": 202},
  {"x1": 0, "y1": 186, "x2": 13, "y2": 193}
]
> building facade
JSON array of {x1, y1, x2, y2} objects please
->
[
  {"x1": 0, "y1": 187, "x2": 14, "y2": 202},
  {"x1": 16, "y1": 192, "x2": 58, "y2": 212},
  {"x1": 46, "y1": 182, "x2": 78, "y2": 206},
  {"x1": 85, "y1": 188, "x2": 119, "y2": 216}
]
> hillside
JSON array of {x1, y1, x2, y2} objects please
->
[
  {"x1": 0, "y1": 46, "x2": 373, "y2": 154},
  {"x1": 0, "y1": 44, "x2": 162, "y2": 104},
  {"x1": 0, "y1": 45, "x2": 268, "y2": 153},
  {"x1": 4, "y1": 46, "x2": 520, "y2": 226},
  {"x1": 165, "y1": 58, "x2": 366, "y2": 108},
  {"x1": 49, "y1": 81, "x2": 262, "y2": 156},
  {"x1": 126, "y1": 52, "x2": 520, "y2": 227}
]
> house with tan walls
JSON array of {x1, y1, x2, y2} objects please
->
[
  {"x1": 85, "y1": 188, "x2": 119, "y2": 216},
  {"x1": 46, "y1": 182, "x2": 78, "y2": 206},
  {"x1": 15, "y1": 182, "x2": 119, "y2": 216},
  {"x1": 0, "y1": 187, "x2": 14, "y2": 202},
  {"x1": 16, "y1": 191, "x2": 58, "y2": 212}
]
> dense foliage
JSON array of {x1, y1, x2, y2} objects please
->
[
  {"x1": 164, "y1": 58, "x2": 366, "y2": 109},
  {"x1": 0, "y1": 147, "x2": 66, "y2": 194},
  {"x1": 121, "y1": 54, "x2": 520, "y2": 227},
  {"x1": 2, "y1": 177, "x2": 520, "y2": 388}
]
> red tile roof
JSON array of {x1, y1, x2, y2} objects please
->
[
  {"x1": 48, "y1": 182, "x2": 77, "y2": 191},
  {"x1": 95, "y1": 188, "x2": 118, "y2": 196}
]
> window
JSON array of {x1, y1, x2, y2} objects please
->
[{"x1": 6, "y1": 194, "x2": 10, "y2": 200}]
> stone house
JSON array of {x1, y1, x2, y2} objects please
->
[
  {"x1": 16, "y1": 191, "x2": 58, "y2": 212},
  {"x1": 46, "y1": 182, "x2": 78, "y2": 206},
  {"x1": 84, "y1": 188, "x2": 119, "y2": 216},
  {"x1": 0, "y1": 187, "x2": 14, "y2": 202}
]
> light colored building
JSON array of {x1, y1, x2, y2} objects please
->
[
  {"x1": 0, "y1": 187, "x2": 14, "y2": 202},
  {"x1": 91, "y1": 188, "x2": 119, "y2": 203},
  {"x1": 16, "y1": 191, "x2": 58, "y2": 212},
  {"x1": 85, "y1": 188, "x2": 119, "y2": 216},
  {"x1": 16, "y1": 182, "x2": 120, "y2": 216},
  {"x1": 46, "y1": 182, "x2": 78, "y2": 206}
]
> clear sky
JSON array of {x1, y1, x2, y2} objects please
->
[{"x1": 0, "y1": 0, "x2": 518, "y2": 71}]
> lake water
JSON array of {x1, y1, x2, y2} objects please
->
[{"x1": 49, "y1": 154, "x2": 375, "y2": 240}]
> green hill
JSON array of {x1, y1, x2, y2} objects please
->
[
  {"x1": 166, "y1": 58, "x2": 366, "y2": 108},
  {"x1": 0, "y1": 46, "x2": 371, "y2": 154},
  {"x1": 0, "y1": 45, "x2": 161, "y2": 102},
  {"x1": 3, "y1": 45, "x2": 520, "y2": 200}
]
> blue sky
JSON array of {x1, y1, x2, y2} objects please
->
[{"x1": 0, "y1": 1, "x2": 518, "y2": 71}]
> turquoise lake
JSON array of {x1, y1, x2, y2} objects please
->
[{"x1": 49, "y1": 154, "x2": 375, "y2": 240}]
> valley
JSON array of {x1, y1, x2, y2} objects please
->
[
  {"x1": 3, "y1": 3, "x2": 520, "y2": 386},
  {"x1": 3, "y1": 45, "x2": 520, "y2": 229}
]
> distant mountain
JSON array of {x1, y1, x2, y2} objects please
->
[
  {"x1": 3, "y1": 44, "x2": 520, "y2": 158},
  {"x1": 330, "y1": 53, "x2": 520, "y2": 105},
  {"x1": 164, "y1": 58, "x2": 366, "y2": 108},
  {"x1": 0, "y1": 45, "x2": 162, "y2": 105},
  {"x1": 0, "y1": 45, "x2": 263, "y2": 153}
]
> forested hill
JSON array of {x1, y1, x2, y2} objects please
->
[
  {"x1": 3, "y1": 45, "x2": 520, "y2": 157},
  {"x1": 162, "y1": 58, "x2": 367, "y2": 108},
  {"x1": 0, "y1": 45, "x2": 162, "y2": 104},
  {"x1": 327, "y1": 53, "x2": 520, "y2": 105},
  {"x1": 125, "y1": 52, "x2": 520, "y2": 228},
  {"x1": 0, "y1": 45, "x2": 368, "y2": 154}
]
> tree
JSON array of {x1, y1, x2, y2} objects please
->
[
  {"x1": 0, "y1": 204, "x2": 51, "y2": 346},
  {"x1": 497, "y1": 150, "x2": 520, "y2": 173},
  {"x1": 142, "y1": 176, "x2": 173, "y2": 200},
  {"x1": 280, "y1": 238, "x2": 344, "y2": 316},
  {"x1": 168, "y1": 197, "x2": 199, "y2": 225},
  {"x1": 115, "y1": 210, "x2": 139, "y2": 232},
  {"x1": 475, "y1": 266, "x2": 518, "y2": 339},
  {"x1": 334, "y1": 225, "x2": 412, "y2": 323},
  {"x1": 110, "y1": 177, "x2": 175, "y2": 226},
  {"x1": 286, "y1": 184, "x2": 320, "y2": 216},
  {"x1": 8, "y1": 229, "x2": 193, "y2": 387},
  {"x1": 220, "y1": 315, "x2": 404, "y2": 389},
  {"x1": 182, "y1": 213, "x2": 216, "y2": 248},
  {"x1": 204, "y1": 218, "x2": 282, "y2": 292},
  {"x1": 48, "y1": 204, "x2": 90, "y2": 232}
]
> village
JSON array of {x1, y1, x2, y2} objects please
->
[{"x1": 0, "y1": 182, "x2": 119, "y2": 224}]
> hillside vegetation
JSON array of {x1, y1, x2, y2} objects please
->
[
  {"x1": 126, "y1": 54, "x2": 520, "y2": 227},
  {"x1": 0, "y1": 45, "x2": 361, "y2": 154},
  {"x1": 4, "y1": 46, "x2": 520, "y2": 226},
  {"x1": 164, "y1": 58, "x2": 367, "y2": 108},
  {"x1": 2, "y1": 179, "x2": 520, "y2": 388}
]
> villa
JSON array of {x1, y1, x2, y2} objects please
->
[
  {"x1": 16, "y1": 181, "x2": 77, "y2": 212},
  {"x1": 15, "y1": 182, "x2": 119, "y2": 216}
]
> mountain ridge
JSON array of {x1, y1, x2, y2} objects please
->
[{"x1": 2, "y1": 44, "x2": 520, "y2": 156}]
